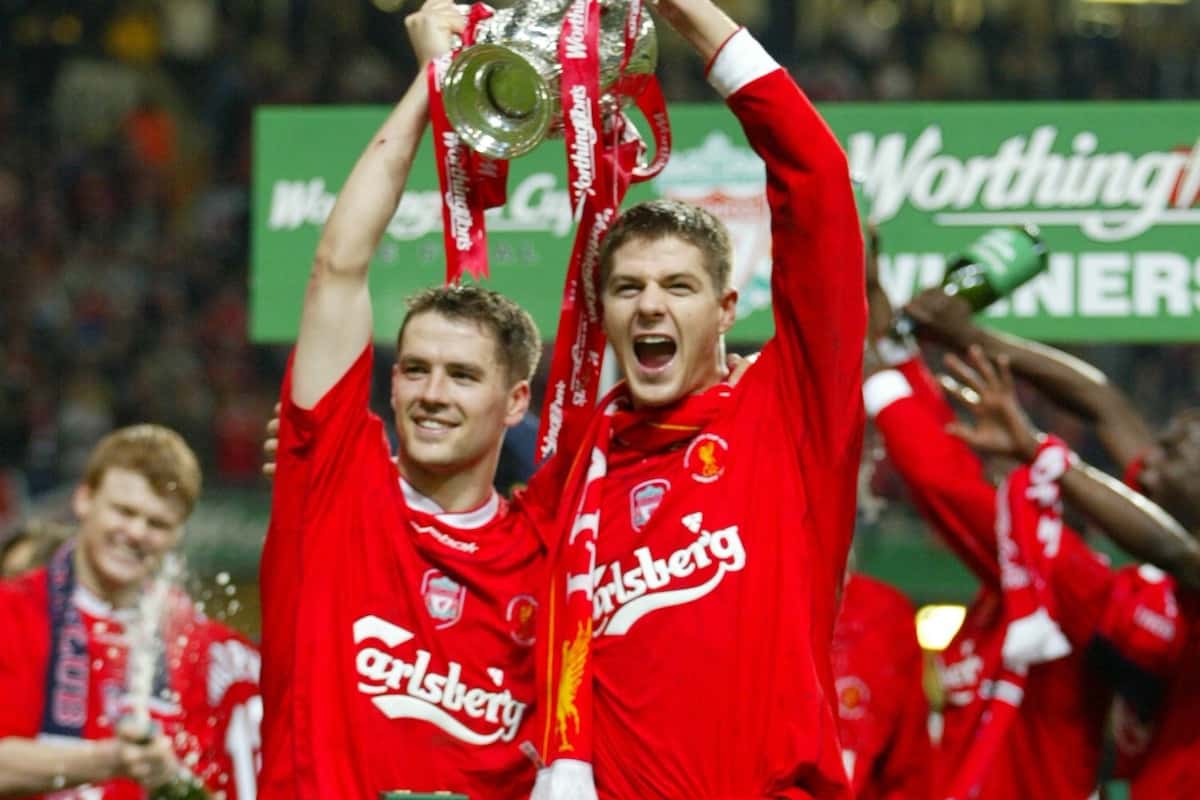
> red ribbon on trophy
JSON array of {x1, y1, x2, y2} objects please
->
[
  {"x1": 427, "y1": 0, "x2": 671, "y2": 451},
  {"x1": 428, "y1": 3, "x2": 508, "y2": 282},
  {"x1": 537, "y1": 0, "x2": 671, "y2": 460}
]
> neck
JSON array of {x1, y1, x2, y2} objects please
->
[
  {"x1": 397, "y1": 451, "x2": 500, "y2": 514},
  {"x1": 631, "y1": 362, "x2": 728, "y2": 410},
  {"x1": 73, "y1": 547, "x2": 138, "y2": 609}
]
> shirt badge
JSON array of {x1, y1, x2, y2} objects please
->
[
  {"x1": 630, "y1": 479, "x2": 670, "y2": 531},
  {"x1": 684, "y1": 433, "x2": 729, "y2": 483},
  {"x1": 836, "y1": 675, "x2": 871, "y2": 720},
  {"x1": 506, "y1": 594, "x2": 538, "y2": 646},
  {"x1": 422, "y1": 569, "x2": 466, "y2": 629}
]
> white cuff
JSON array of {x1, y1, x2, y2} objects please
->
[
  {"x1": 530, "y1": 759, "x2": 598, "y2": 800},
  {"x1": 707, "y1": 28, "x2": 779, "y2": 99},
  {"x1": 863, "y1": 370, "x2": 913, "y2": 418},
  {"x1": 1002, "y1": 606, "x2": 1072, "y2": 668},
  {"x1": 874, "y1": 335, "x2": 918, "y2": 368}
]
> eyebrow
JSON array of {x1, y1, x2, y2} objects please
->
[
  {"x1": 446, "y1": 362, "x2": 486, "y2": 376},
  {"x1": 400, "y1": 356, "x2": 486, "y2": 376},
  {"x1": 609, "y1": 272, "x2": 700, "y2": 286}
]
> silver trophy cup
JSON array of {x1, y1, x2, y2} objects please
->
[{"x1": 440, "y1": 0, "x2": 658, "y2": 159}]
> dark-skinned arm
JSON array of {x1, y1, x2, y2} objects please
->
[
  {"x1": 907, "y1": 288, "x2": 1156, "y2": 472},
  {"x1": 945, "y1": 346, "x2": 1200, "y2": 591}
]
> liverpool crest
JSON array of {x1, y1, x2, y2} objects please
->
[{"x1": 421, "y1": 569, "x2": 466, "y2": 629}]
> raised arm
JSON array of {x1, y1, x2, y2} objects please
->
[
  {"x1": 866, "y1": 362, "x2": 1002, "y2": 587},
  {"x1": 650, "y1": 0, "x2": 738, "y2": 61},
  {"x1": 945, "y1": 346, "x2": 1200, "y2": 591},
  {"x1": 291, "y1": 0, "x2": 464, "y2": 408},
  {"x1": 905, "y1": 288, "x2": 1156, "y2": 471}
]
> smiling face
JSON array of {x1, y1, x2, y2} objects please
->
[
  {"x1": 1140, "y1": 409, "x2": 1200, "y2": 533},
  {"x1": 73, "y1": 467, "x2": 186, "y2": 604},
  {"x1": 603, "y1": 235, "x2": 738, "y2": 408},
  {"x1": 392, "y1": 311, "x2": 530, "y2": 488}
]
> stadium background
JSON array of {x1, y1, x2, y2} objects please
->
[{"x1": 0, "y1": 2, "x2": 1197, "y2": 793}]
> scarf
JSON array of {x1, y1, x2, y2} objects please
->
[
  {"x1": 943, "y1": 436, "x2": 1074, "y2": 800},
  {"x1": 40, "y1": 540, "x2": 175, "y2": 742},
  {"x1": 533, "y1": 382, "x2": 731, "y2": 799},
  {"x1": 41, "y1": 541, "x2": 90, "y2": 739}
]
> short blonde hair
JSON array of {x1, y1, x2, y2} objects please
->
[{"x1": 82, "y1": 425, "x2": 202, "y2": 516}]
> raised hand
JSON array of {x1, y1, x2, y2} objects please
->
[
  {"x1": 405, "y1": 0, "x2": 467, "y2": 66},
  {"x1": 943, "y1": 345, "x2": 1042, "y2": 462},
  {"x1": 903, "y1": 287, "x2": 975, "y2": 348}
]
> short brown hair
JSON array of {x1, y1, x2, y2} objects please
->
[
  {"x1": 83, "y1": 425, "x2": 202, "y2": 516},
  {"x1": 599, "y1": 199, "x2": 733, "y2": 292},
  {"x1": 397, "y1": 285, "x2": 541, "y2": 385}
]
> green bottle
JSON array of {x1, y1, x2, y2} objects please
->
[
  {"x1": 379, "y1": 792, "x2": 470, "y2": 800},
  {"x1": 890, "y1": 223, "x2": 1048, "y2": 339},
  {"x1": 149, "y1": 775, "x2": 209, "y2": 800}
]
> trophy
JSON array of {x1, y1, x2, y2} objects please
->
[{"x1": 440, "y1": 0, "x2": 659, "y2": 159}]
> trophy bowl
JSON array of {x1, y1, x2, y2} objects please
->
[{"x1": 442, "y1": 0, "x2": 658, "y2": 159}]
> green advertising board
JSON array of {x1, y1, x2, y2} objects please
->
[{"x1": 252, "y1": 102, "x2": 1200, "y2": 343}]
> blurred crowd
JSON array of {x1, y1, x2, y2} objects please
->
[{"x1": 1, "y1": 0, "x2": 1198, "y2": 532}]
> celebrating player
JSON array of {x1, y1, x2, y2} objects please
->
[
  {"x1": 257, "y1": 2, "x2": 549, "y2": 798},
  {"x1": 529, "y1": 1, "x2": 866, "y2": 797},
  {"x1": 0, "y1": 424, "x2": 262, "y2": 800},
  {"x1": 902, "y1": 287, "x2": 1200, "y2": 799},
  {"x1": 863, "y1": 243, "x2": 1191, "y2": 797}
]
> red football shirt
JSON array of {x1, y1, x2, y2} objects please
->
[
  {"x1": 1125, "y1": 589, "x2": 1200, "y2": 799},
  {"x1": 259, "y1": 348, "x2": 543, "y2": 800},
  {"x1": 0, "y1": 568, "x2": 261, "y2": 800},
  {"x1": 871, "y1": 357, "x2": 1180, "y2": 800},
  {"x1": 527, "y1": 45, "x2": 865, "y2": 799},
  {"x1": 831, "y1": 574, "x2": 931, "y2": 800}
]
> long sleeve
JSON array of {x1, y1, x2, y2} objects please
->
[
  {"x1": 867, "y1": 360, "x2": 1001, "y2": 586},
  {"x1": 714, "y1": 32, "x2": 866, "y2": 469}
]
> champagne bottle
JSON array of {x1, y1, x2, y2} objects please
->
[
  {"x1": 149, "y1": 774, "x2": 209, "y2": 800},
  {"x1": 890, "y1": 223, "x2": 1048, "y2": 340}
]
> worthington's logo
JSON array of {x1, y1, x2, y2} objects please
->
[
  {"x1": 267, "y1": 174, "x2": 574, "y2": 240},
  {"x1": 849, "y1": 125, "x2": 1200, "y2": 242},
  {"x1": 563, "y1": 0, "x2": 589, "y2": 60},
  {"x1": 567, "y1": 85, "x2": 598, "y2": 209},
  {"x1": 353, "y1": 615, "x2": 527, "y2": 745},
  {"x1": 442, "y1": 132, "x2": 474, "y2": 252}
]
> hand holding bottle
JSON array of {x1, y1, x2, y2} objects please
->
[{"x1": 113, "y1": 718, "x2": 183, "y2": 792}]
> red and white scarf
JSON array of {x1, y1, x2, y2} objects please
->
[
  {"x1": 943, "y1": 436, "x2": 1075, "y2": 800},
  {"x1": 532, "y1": 382, "x2": 730, "y2": 799}
]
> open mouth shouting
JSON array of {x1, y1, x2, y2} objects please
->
[{"x1": 633, "y1": 334, "x2": 677, "y2": 376}]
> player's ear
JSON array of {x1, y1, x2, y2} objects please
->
[
  {"x1": 718, "y1": 288, "x2": 738, "y2": 335},
  {"x1": 505, "y1": 380, "x2": 531, "y2": 427}
]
